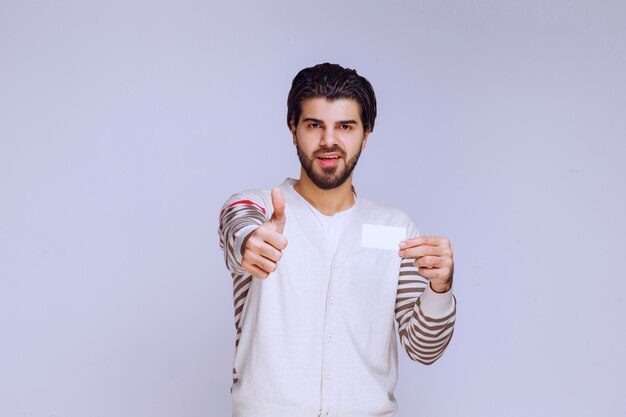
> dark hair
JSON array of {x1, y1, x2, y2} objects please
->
[{"x1": 287, "y1": 63, "x2": 377, "y2": 133}]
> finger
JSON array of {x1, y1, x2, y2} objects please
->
[
  {"x1": 269, "y1": 188, "x2": 286, "y2": 233},
  {"x1": 249, "y1": 252, "x2": 278, "y2": 274},
  {"x1": 242, "y1": 260, "x2": 270, "y2": 279},
  {"x1": 258, "y1": 241, "x2": 283, "y2": 263},
  {"x1": 414, "y1": 255, "x2": 442, "y2": 269},
  {"x1": 416, "y1": 267, "x2": 440, "y2": 280},
  {"x1": 256, "y1": 226, "x2": 288, "y2": 251},
  {"x1": 249, "y1": 265, "x2": 270, "y2": 279},
  {"x1": 400, "y1": 236, "x2": 450, "y2": 248},
  {"x1": 398, "y1": 245, "x2": 443, "y2": 259},
  {"x1": 417, "y1": 265, "x2": 452, "y2": 282}
]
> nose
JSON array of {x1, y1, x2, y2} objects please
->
[{"x1": 320, "y1": 126, "x2": 337, "y2": 147}]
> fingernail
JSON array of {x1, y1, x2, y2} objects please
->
[
  {"x1": 399, "y1": 241, "x2": 407, "y2": 248},
  {"x1": 398, "y1": 250, "x2": 404, "y2": 257}
]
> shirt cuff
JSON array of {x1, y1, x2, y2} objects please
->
[
  {"x1": 419, "y1": 283, "x2": 455, "y2": 319},
  {"x1": 233, "y1": 224, "x2": 260, "y2": 263}
]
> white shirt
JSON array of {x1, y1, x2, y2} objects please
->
[
  {"x1": 218, "y1": 178, "x2": 456, "y2": 417},
  {"x1": 295, "y1": 191, "x2": 356, "y2": 257}
]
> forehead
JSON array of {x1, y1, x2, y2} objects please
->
[{"x1": 299, "y1": 97, "x2": 361, "y2": 123}]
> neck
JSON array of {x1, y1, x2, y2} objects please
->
[{"x1": 293, "y1": 169, "x2": 356, "y2": 216}]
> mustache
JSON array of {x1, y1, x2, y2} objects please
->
[{"x1": 314, "y1": 146, "x2": 345, "y2": 157}]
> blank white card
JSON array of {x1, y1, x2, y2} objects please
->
[{"x1": 360, "y1": 224, "x2": 407, "y2": 251}]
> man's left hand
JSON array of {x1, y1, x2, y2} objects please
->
[{"x1": 398, "y1": 236, "x2": 454, "y2": 293}]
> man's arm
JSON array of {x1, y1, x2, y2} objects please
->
[
  {"x1": 218, "y1": 190, "x2": 269, "y2": 346},
  {"x1": 394, "y1": 220, "x2": 456, "y2": 365},
  {"x1": 218, "y1": 188, "x2": 287, "y2": 346},
  {"x1": 395, "y1": 263, "x2": 456, "y2": 364}
]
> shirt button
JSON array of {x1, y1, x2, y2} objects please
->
[
  {"x1": 325, "y1": 371, "x2": 332, "y2": 379},
  {"x1": 331, "y1": 264, "x2": 338, "y2": 270},
  {"x1": 329, "y1": 296, "x2": 336, "y2": 305},
  {"x1": 327, "y1": 334, "x2": 334, "y2": 342}
]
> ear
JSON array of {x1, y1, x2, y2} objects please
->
[
  {"x1": 290, "y1": 122, "x2": 298, "y2": 146},
  {"x1": 361, "y1": 129, "x2": 370, "y2": 151}
]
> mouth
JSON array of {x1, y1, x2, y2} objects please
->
[{"x1": 316, "y1": 153, "x2": 342, "y2": 167}]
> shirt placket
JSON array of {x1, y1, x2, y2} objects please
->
[{"x1": 319, "y1": 261, "x2": 340, "y2": 417}]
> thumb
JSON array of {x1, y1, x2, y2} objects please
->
[{"x1": 269, "y1": 187, "x2": 286, "y2": 233}]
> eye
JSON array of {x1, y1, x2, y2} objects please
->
[
  {"x1": 339, "y1": 124, "x2": 352, "y2": 130},
  {"x1": 309, "y1": 123, "x2": 320, "y2": 128}
]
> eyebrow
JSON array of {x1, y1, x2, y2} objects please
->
[{"x1": 302, "y1": 118, "x2": 359, "y2": 125}]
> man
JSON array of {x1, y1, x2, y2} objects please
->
[{"x1": 218, "y1": 63, "x2": 456, "y2": 417}]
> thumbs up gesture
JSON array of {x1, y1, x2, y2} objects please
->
[{"x1": 241, "y1": 188, "x2": 288, "y2": 279}]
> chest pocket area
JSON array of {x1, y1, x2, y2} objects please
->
[
  {"x1": 340, "y1": 247, "x2": 401, "y2": 365},
  {"x1": 344, "y1": 247, "x2": 401, "y2": 309},
  {"x1": 340, "y1": 248, "x2": 401, "y2": 326}
]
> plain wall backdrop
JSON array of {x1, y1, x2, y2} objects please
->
[{"x1": 1, "y1": 1, "x2": 625, "y2": 416}]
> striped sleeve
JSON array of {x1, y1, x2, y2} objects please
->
[
  {"x1": 218, "y1": 189, "x2": 270, "y2": 347},
  {"x1": 395, "y1": 220, "x2": 456, "y2": 365}
]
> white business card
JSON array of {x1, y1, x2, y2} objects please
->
[{"x1": 360, "y1": 224, "x2": 407, "y2": 251}]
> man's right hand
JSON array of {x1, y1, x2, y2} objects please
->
[{"x1": 241, "y1": 187, "x2": 288, "y2": 279}]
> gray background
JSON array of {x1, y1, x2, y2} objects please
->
[{"x1": 1, "y1": 0, "x2": 625, "y2": 416}]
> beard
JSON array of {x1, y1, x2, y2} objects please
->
[{"x1": 295, "y1": 142, "x2": 362, "y2": 190}]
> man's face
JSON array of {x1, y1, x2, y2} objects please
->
[{"x1": 291, "y1": 97, "x2": 369, "y2": 190}]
